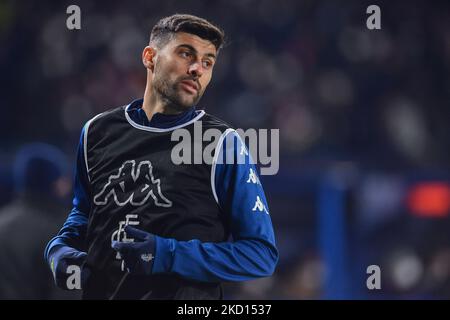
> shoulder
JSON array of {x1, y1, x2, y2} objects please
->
[
  {"x1": 82, "y1": 105, "x2": 129, "y2": 139},
  {"x1": 200, "y1": 112, "x2": 234, "y2": 132},
  {"x1": 85, "y1": 105, "x2": 126, "y2": 129}
]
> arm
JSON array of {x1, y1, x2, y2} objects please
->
[
  {"x1": 114, "y1": 130, "x2": 279, "y2": 282},
  {"x1": 45, "y1": 126, "x2": 90, "y2": 258},
  {"x1": 44, "y1": 126, "x2": 91, "y2": 288},
  {"x1": 153, "y1": 130, "x2": 278, "y2": 282}
]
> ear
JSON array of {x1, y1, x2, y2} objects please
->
[{"x1": 142, "y1": 46, "x2": 156, "y2": 72}]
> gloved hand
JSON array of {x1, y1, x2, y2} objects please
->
[
  {"x1": 111, "y1": 225, "x2": 156, "y2": 276},
  {"x1": 48, "y1": 246, "x2": 90, "y2": 290}
]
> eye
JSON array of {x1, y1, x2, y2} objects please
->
[
  {"x1": 202, "y1": 60, "x2": 213, "y2": 69},
  {"x1": 179, "y1": 51, "x2": 192, "y2": 58}
]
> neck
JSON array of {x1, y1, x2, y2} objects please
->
[{"x1": 142, "y1": 83, "x2": 185, "y2": 120}]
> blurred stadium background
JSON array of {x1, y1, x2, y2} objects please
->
[{"x1": 0, "y1": 0, "x2": 449, "y2": 299}]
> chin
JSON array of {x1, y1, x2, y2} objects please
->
[
  {"x1": 177, "y1": 98, "x2": 194, "y2": 108},
  {"x1": 177, "y1": 95, "x2": 198, "y2": 108},
  {"x1": 172, "y1": 99, "x2": 195, "y2": 111}
]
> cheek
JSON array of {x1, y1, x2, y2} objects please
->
[
  {"x1": 156, "y1": 57, "x2": 178, "y2": 76},
  {"x1": 156, "y1": 64, "x2": 178, "y2": 86},
  {"x1": 200, "y1": 75, "x2": 212, "y2": 91}
]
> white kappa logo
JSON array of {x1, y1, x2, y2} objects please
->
[
  {"x1": 93, "y1": 160, "x2": 172, "y2": 207},
  {"x1": 141, "y1": 253, "x2": 154, "y2": 262}
]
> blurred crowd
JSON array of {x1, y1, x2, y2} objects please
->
[{"x1": 0, "y1": 0, "x2": 449, "y2": 299}]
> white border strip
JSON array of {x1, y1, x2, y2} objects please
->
[
  {"x1": 210, "y1": 128, "x2": 235, "y2": 206},
  {"x1": 124, "y1": 104, "x2": 206, "y2": 132},
  {"x1": 83, "y1": 112, "x2": 104, "y2": 182}
]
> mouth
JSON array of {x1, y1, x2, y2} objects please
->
[{"x1": 179, "y1": 80, "x2": 199, "y2": 94}]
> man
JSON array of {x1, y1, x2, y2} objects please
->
[{"x1": 45, "y1": 14, "x2": 278, "y2": 300}]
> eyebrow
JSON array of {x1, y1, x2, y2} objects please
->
[{"x1": 176, "y1": 44, "x2": 216, "y2": 60}]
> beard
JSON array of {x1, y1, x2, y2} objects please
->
[{"x1": 152, "y1": 63, "x2": 202, "y2": 111}]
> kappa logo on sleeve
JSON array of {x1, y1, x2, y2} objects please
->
[
  {"x1": 93, "y1": 160, "x2": 172, "y2": 207},
  {"x1": 252, "y1": 196, "x2": 270, "y2": 215}
]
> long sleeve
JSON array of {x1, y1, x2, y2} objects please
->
[
  {"x1": 151, "y1": 130, "x2": 279, "y2": 282},
  {"x1": 44, "y1": 126, "x2": 91, "y2": 261}
]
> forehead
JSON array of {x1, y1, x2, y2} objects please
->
[{"x1": 168, "y1": 32, "x2": 217, "y2": 56}]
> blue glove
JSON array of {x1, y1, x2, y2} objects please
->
[
  {"x1": 111, "y1": 225, "x2": 156, "y2": 276},
  {"x1": 48, "y1": 246, "x2": 90, "y2": 290}
]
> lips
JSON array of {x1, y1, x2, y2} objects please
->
[{"x1": 180, "y1": 80, "x2": 199, "y2": 94}]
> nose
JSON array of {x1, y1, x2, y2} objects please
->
[{"x1": 188, "y1": 62, "x2": 203, "y2": 79}]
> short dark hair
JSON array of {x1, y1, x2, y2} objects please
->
[{"x1": 150, "y1": 14, "x2": 225, "y2": 52}]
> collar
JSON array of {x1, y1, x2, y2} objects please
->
[{"x1": 124, "y1": 99, "x2": 205, "y2": 132}]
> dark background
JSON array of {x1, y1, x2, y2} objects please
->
[{"x1": 0, "y1": 0, "x2": 449, "y2": 299}]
